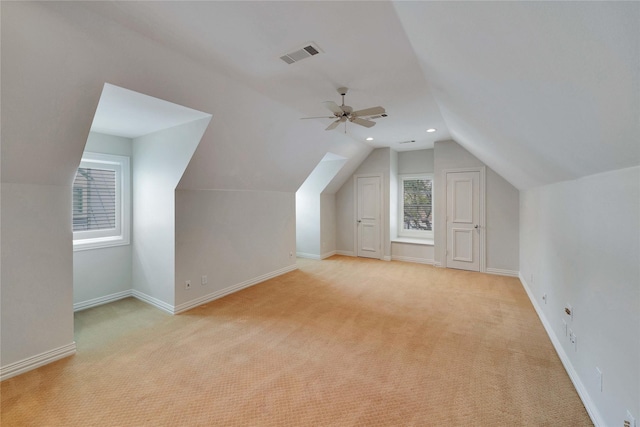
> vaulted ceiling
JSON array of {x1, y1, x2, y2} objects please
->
[{"x1": 2, "y1": 1, "x2": 638, "y2": 191}]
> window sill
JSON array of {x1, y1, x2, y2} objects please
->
[
  {"x1": 73, "y1": 236, "x2": 130, "y2": 252},
  {"x1": 391, "y1": 237, "x2": 434, "y2": 246}
]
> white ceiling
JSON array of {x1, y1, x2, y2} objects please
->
[
  {"x1": 77, "y1": 1, "x2": 449, "y2": 152},
  {"x1": 70, "y1": 1, "x2": 640, "y2": 189},
  {"x1": 394, "y1": 1, "x2": 640, "y2": 189},
  {"x1": 91, "y1": 83, "x2": 212, "y2": 138}
]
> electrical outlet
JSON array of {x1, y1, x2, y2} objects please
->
[
  {"x1": 289, "y1": 251, "x2": 293, "y2": 258},
  {"x1": 595, "y1": 367, "x2": 602, "y2": 392},
  {"x1": 201, "y1": 275, "x2": 207, "y2": 285},
  {"x1": 185, "y1": 280, "x2": 191, "y2": 290},
  {"x1": 625, "y1": 410, "x2": 636, "y2": 427},
  {"x1": 569, "y1": 330, "x2": 577, "y2": 352}
]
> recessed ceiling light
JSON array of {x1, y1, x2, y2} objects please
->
[
  {"x1": 426, "y1": 128, "x2": 437, "y2": 133},
  {"x1": 366, "y1": 137, "x2": 374, "y2": 141}
]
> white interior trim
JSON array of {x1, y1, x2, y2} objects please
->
[
  {"x1": 73, "y1": 290, "x2": 133, "y2": 312},
  {"x1": 131, "y1": 290, "x2": 175, "y2": 315},
  {"x1": 296, "y1": 252, "x2": 321, "y2": 260},
  {"x1": 73, "y1": 152, "x2": 130, "y2": 251},
  {"x1": 485, "y1": 268, "x2": 519, "y2": 277},
  {"x1": 0, "y1": 342, "x2": 77, "y2": 381},
  {"x1": 391, "y1": 237, "x2": 434, "y2": 246},
  {"x1": 519, "y1": 274, "x2": 605, "y2": 427},
  {"x1": 320, "y1": 250, "x2": 337, "y2": 260},
  {"x1": 391, "y1": 255, "x2": 434, "y2": 265},
  {"x1": 397, "y1": 173, "x2": 434, "y2": 240},
  {"x1": 336, "y1": 250, "x2": 355, "y2": 257},
  {"x1": 173, "y1": 264, "x2": 297, "y2": 314}
]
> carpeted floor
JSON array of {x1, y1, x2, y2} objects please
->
[{"x1": 1, "y1": 256, "x2": 592, "y2": 426}]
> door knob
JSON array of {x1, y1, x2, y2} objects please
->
[
  {"x1": 474, "y1": 225, "x2": 479, "y2": 229},
  {"x1": 357, "y1": 220, "x2": 362, "y2": 223}
]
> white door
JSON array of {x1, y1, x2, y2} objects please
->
[
  {"x1": 446, "y1": 171, "x2": 480, "y2": 271},
  {"x1": 356, "y1": 176, "x2": 382, "y2": 259}
]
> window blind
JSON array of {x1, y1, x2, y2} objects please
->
[
  {"x1": 403, "y1": 178, "x2": 432, "y2": 231},
  {"x1": 72, "y1": 167, "x2": 116, "y2": 232}
]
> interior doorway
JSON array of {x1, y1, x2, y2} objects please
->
[
  {"x1": 355, "y1": 174, "x2": 383, "y2": 259},
  {"x1": 445, "y1": 168, "x2": 485, "y2": 271}
]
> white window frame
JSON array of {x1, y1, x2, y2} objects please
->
[
  {"x1": 398, "y1": 174, "x2": 434, "y2": 239},
  {"x1": 73, "y1": 152, "x2": 130, "y2": 251}
]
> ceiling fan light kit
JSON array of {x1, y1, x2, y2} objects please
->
[{"x1": 301, "y1": 87, "x2": 387, "y2": 133}]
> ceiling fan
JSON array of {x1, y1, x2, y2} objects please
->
[{"x1": 301, "y1": 87, "x2": 387, "y2": 132}]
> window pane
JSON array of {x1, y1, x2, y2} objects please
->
[
  {"x1": 403, "y1": 179, "x2": 432, "y2": 231},
  {"x1": 72, "y1": 167, "x2": 116, "y2": 232}
]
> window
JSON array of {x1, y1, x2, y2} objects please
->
[
  {"x1": 399, "y1": 174, "x2": 433, "y2": 238},
  {"x1": 73, "y1": 152, "x2": 130, "y2": 250}
]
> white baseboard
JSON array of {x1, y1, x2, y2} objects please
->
[
  {"x1": 74, "y1": 290, "x2": 133, "y2": 312},
  {"x1": 173, "y1": 264, "x2": 298, "y2": 314},
  {"x1": 296, "y1": 252, "x2": 320, "y2": 260},
  {"x1": 320, "y1": 250, "x2": 336, "y2": 260},
  {"x1": 486, "y1": 267, "x2": 520, "y2": 277},
  {"x1": 1, "y1": 342, "x2": 76, "y2": 381},
  {"x1": 335, "y1": 250, "x2": 355, "y2": 257},
  {"x1": 382, "y1": 256, "x2": 391, "y2": 261},
  {"x1": 391, "y1": 255, "x2": 434, "y2": 265},
  {"x1": 131, "y1": 290, "x2": 175, "y2": 315},
  {"x1": 519, "y1": 274, "x2": 604, "y2": 427},
  {"x1": 433, "y1": 261, "x2": 443, "y2": 267}
]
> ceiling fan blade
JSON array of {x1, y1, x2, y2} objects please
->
[
  {"x1": 351, "y1": 117, "x2": 376, "y2": 128},
  {"x1": 325, "y1": 119, "x2": 342, "y2": 131},
  {"x1": 322, "y1": 101, "x2": 344, "y2": 115},
  {"x1": 352, "y1": 106, "x2": 385, "y2": 117},
  {"x1": 300, "y1": 116, "x2": 336, "y2": 120}
]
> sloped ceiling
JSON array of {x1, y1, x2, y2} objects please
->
[
  {"x1": 65, "y1": 1, "x2": 450, "y2": 152},
  {"x1": 394, "y1": 1, "x2": 639, "y2": 189},
  {"x1": 2, "y1": 2, "x2": 638, "y2": 191},
  {"x1": 91, "y1": 84, "x2": 212, "y2": 138},
  {"x1": 77, "y1": 0, "x2": 639, "y2": 190}
]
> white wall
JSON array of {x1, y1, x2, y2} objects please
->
[
  {"x1": 391, "y1": 242, "x2": 435, "y2": 265},
  {"x1": 73, "y1": 133, "x2": 133, "y2": 308},
  {"x1": 519, "y1": 166, "x2": 639, "y2": 426},
  {"x1": 132, "y1": 118, "x2": 210, "y2": 307},
  {"x1": 174, "y1": 190, "x2": 296, "y2": 310},
  {"x1": 296, "y1": 192, "x2": 320, "y2": 257},
  {"x1": 0, "y1": 1, "x2": 372, "y2": 373},
  {"x1": 296, "y1": 156, "x2": 347, "y2": 259},
  {"x1": 398, "y1": 149, "x2": 434, "y2": 175},
  {"x1": 320, "y1": 193, "x2": 337, "y2": 258},
  {"x1": 1, "y1": 184, "x2": 75, "y2": 368},
  {"x1": 335, "y1": 148, "x2": 392, "y2": 258},
  {"x1": 434, "y1": 140, "x2": 519, "y2": 272}
]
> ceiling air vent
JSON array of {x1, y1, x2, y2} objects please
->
[
  {"x1": 280, "y1": 42, "x2": 323, "y2": 65},
  {"x1": 398, "y1": 140, "x2": 416, "y2": 145}
]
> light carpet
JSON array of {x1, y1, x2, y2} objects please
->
[{"x1": 1, "y1": 256, "x2": 592, "y2": 426}]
